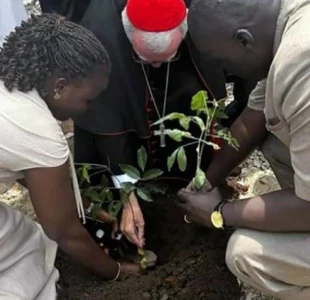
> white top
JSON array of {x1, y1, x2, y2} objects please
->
[
  {"x1": 0, "y1": 0, "x2": 28, "y2": 46},
  {"x1": 0, "y1": 82, "x2": 69, "y2": 182}
]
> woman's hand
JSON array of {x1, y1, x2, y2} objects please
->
[
  {"x1": 24, "y1": 161, "x2": 137, "y2": 280},
  {"x1": 118, "y1": 260, "x2": 142, "y2": 280},
  {"x1": 120, "y1": 192, "x2": 145, "y2": 248}
]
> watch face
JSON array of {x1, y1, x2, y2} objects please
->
[{"x1": 211, "y1": 211, "x2": 224, "y2": 229}]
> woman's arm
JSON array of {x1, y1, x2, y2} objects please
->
[{"x1": 24, "y1": 161, "x2": 138, "y2": 280}]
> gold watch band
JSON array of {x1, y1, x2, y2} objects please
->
[{"x1": 211, "y1": 200, "x2": 228, "y2": 229}]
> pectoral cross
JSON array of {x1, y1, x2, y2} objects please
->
[
  {"x1": 159, "y1": 123, "x2": 166, "y2": 148},
  {"x1": 153, "y1": 123, "x2": 166, "y2": 148}
]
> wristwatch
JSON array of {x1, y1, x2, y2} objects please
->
[{"x1": 210, "y1": 200, "x2": 229, "y2": 229}]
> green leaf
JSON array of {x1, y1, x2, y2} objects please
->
[
  {"x1": 196, "y1": 107, "x2": 210, "y2": 116},
  {"x1": 120, "y1": 182, "x2": 136, "y2": 194},
  {"x1": 214, "y1": 128, "x2": 240, "y2": 150},
  {"x1": 82, "y1": 164, "x2": 90, "y2": 183},
  {"x1": 142, "y1": 169, "x2": 163, "y2": 180},
  {"x1": 193, "y1": 168, "x2": 206, "y2": 190},
  {"x1": 191, "y1": 91, "x2": 208, "y2": 111},
  {"x1": 100, "y1": 174, "x2": 109, "y2": 187},
  {"x1": 177, "y1": 147, "x2": 187, "y2": 172},
  {"x1": 108, "y1": 201, "x2": 123, "y2": 217},
  {"x1": 119, "y1": 164, "x2": 141, "y2": 180},
  {"x1": 140, "y1": 257, "x2": 148, "y2": 270},
  {"x1": 106, "y1": 189, "x2": 114, "y2": 201},
  {"x1": 152, "y1": 113, "x2": 186, "y2": 126},
  {"x1": 167, "y1": 149, "x2": 178, "y2": 172},
  {"x1": 83, "y1": 189, "x2": 102, "y2": 203},
  {"x1": 216, "y1": 128, "x2": 228, "y2": 137},
  {"x1": 99, "y1": 189, "x2": 107, "y2": 202},
  {"x1": 179, "y1": 117, "x2": 191, "y2": 130},
  {"x1": 229, "y1": 137, "x2": 240, "y2": 150},
  {"x1": 192, "y1": 116, "x2": 205, "y2": 131},
  {"x1": 214, "y1": 109, "x2": 228, "y2": 119},
  {"x1": 142, "y1": 182, "x2": 168, "y2": 195},
  {"x1": 98, "y1": 187, "x2": 113, "y2": 202},
  {"x1": 137, "y1": 146, "x2": 148, "y2": 172},
  {"x1": 202, "y1": 140, "x2": 221, "y2": 150},
  {"x1": 166, "y1": 129, "x2": 193, "y2": 142},
  {"x1": 91, "y1": 202, "x2": 102, "y2": 219},
  {"x1": 76, "y1": 167, "x2": 83, "y2": 181},
  {"x1": 136, "y1": 187, "x2": 153, "y2": 202},
  {"x1": 217, "y1": 98, "x2": 227, "y2": 110}
]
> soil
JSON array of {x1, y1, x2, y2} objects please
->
[
  {"x1": 54, "y1": 123, "x2": 250, "y2": 300},
  {"x1": 56, "y1": 190, "x2": 241, "y2": 300}
]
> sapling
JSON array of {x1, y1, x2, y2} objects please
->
[
  {"x1": 76, "y1": 146, "x2": 163, "y2": 269},
  {"x1": 119, "y1": 145, "x2": 164, "y2": 204},
  {"x1": 152, "y1": 90, "x2": 239, "y2": 191},
  {"x1": 120, "y1": 146, "x2": 163, "y2": 269}
]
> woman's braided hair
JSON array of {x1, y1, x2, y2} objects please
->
[{"x1": 0, "y1": 13, "x2": 110, "y2": 92}]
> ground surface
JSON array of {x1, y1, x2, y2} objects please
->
[{"x1": 56, "y1": 190, "x2": 241, "y2": 300}]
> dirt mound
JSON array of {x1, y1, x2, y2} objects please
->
[{"x1": 57, "y1": 191, "x2": 241, "y2": 300}]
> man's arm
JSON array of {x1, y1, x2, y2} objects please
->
[
  {"x1": 206, "y1": 106, "x2": 267, "y2": 187},
  {"x1": 227, "y1": 43, "x2": 310, "y2": 231},
  {"x1": 221, "y1": 43, "x2": 310, "y2": 232},
  {"x1": 75, "y1": 131, "x2": 145, "y2": 248},
  {"x1": 224, "y1": 189, "x2": 310, "y2": 231},
  {"x1": 178, "y1": 187, "x2": 310, "y2": 232}
]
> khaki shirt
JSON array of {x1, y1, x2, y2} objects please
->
[{"x1": 248, "y1": 0, "x2": 310, "y2": 200}]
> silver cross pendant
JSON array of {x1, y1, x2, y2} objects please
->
[
  {"x1": 153, "y1": 123, "x2": 166, "y2": 148},
  {"x1": 159, "y1": 123, "x2": 166, "y2": 148}
]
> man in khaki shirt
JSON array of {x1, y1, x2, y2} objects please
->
[{"x1": 176, "y1": 0, "x2": 310, "y2": 299}]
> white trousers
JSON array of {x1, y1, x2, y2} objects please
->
[{"x1": 0, "y1": 202, "x2": 58, "y2": 300}]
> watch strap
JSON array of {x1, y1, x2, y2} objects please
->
[{"x1": 212, "y1": 200, "x2": 231, "y2": 229}]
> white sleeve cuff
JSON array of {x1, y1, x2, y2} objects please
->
[{"x1": 111, "y1": 174, "x2": 138, "y2": 188}]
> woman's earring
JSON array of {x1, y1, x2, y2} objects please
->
[{"x1": 53, "y1": 90, "x2": 61, "y2": 100}]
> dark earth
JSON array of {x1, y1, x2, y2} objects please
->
[{"x1": 56, "y1": 189, "x2": 241, "y2": 300}]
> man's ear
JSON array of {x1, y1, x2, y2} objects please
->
[
  {"x1": 234, "y1": 29, "x2": 255, "y2": 52},
  {"x1": 54, "y1": 77, "x2": 69, "y2": 95}
]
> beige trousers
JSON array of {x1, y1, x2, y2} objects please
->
[{"x1": 226, "y1": 134, "x2": 310, "y2": 300}]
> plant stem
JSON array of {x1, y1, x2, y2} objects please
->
[
  {"x1": 89, "y1": 170, "x2": 109, "y2": 179},
  {"x1": 196, "y1": 131, "x2": 204, "y2": 171},
  {"x1": 84, "y1": 185, "x2": 118, "y2": 190},
  {"x1": 75, "y1": 162, "x2": 124, "y2": 187},
  {"x1": 75, "y1": 163, "x2": 109, "y2": 168},
  {"x1": 196, "y1": 97, "x2": 217, "y2": 173},
  {"x1": 182, "y1": 141, "x2": 199, "y2": 148}
]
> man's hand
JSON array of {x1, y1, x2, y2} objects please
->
[
  {"x1": 179, "y1": 188, "x2": 310, "y2": 232},
  {"x1": 206, "y1": 107, "x2": 267, "y2": 187},
  {"x1": 120, "y1": 192, "x2": 145, "y2": 248},
  {"x1": 177, "y1": 188, "x2": 223, "y2": 227}
]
